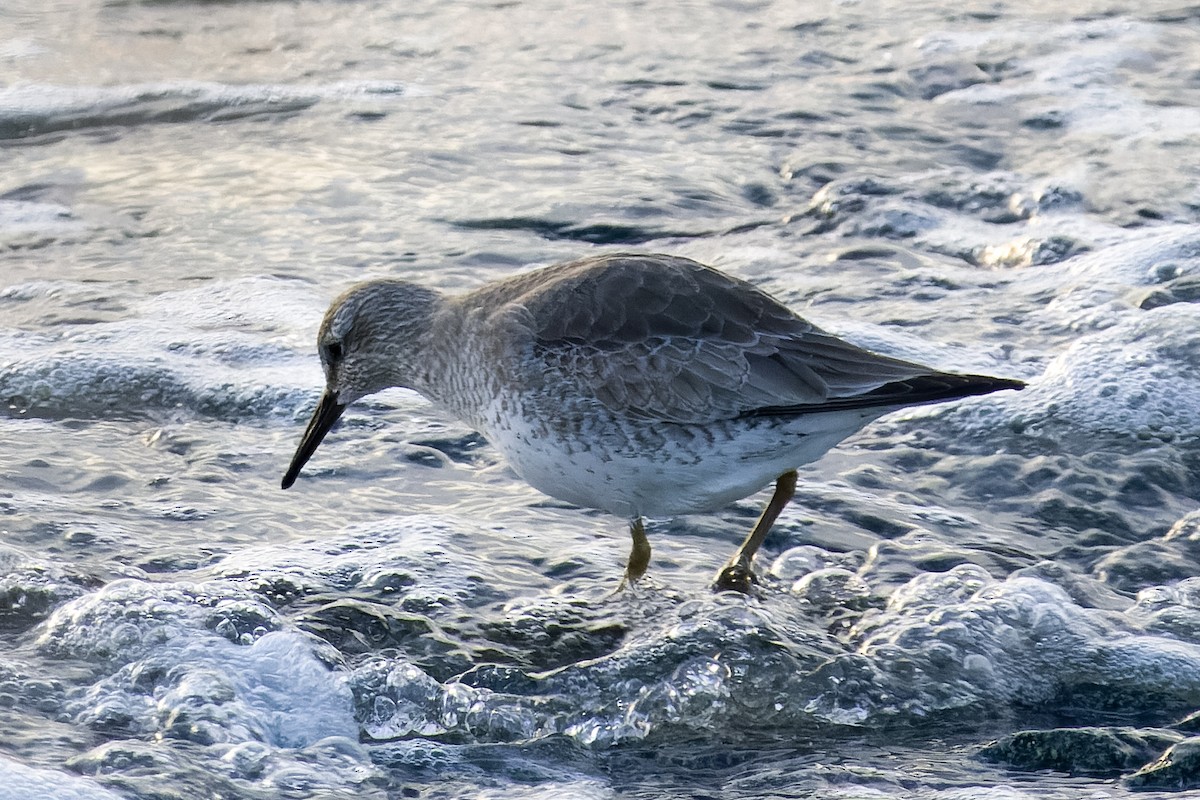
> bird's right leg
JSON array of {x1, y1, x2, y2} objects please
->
[
  {"x1": 714, "y1": 469, "x2": 797, "y2": 593},
  {"x1": 617, "y1": 516, "x2": 652, "y2": 590}
]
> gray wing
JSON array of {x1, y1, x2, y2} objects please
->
[{"x1": 486, "y1": 253, "x2": 1020, "y2": 424}]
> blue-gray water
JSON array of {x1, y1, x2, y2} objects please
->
[{"x1": 3, "y1": 1, "x2": 1200, "y2": 798}]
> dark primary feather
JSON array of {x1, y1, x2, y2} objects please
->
[
  {"x1": 467, "y1": 253, "x2": 1024, "y2": 424},
  {"x1": 743, "y1": 372, "x2": 1027, "y2": 417}
]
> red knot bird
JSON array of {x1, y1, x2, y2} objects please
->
[{"x1": 281, "y1": 253, "x2": 1025, "y2": 593}]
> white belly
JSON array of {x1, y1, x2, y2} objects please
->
[{"x1": 479, "y1": 402, "x2": 889, "y2": 519}]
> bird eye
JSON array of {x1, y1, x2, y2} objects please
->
[{"x1": 323, "y1": 341, "x2": 344, "y2": 363}]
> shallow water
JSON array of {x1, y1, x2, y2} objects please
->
[{"x1": 4, "y1": 0, "x2": 1200, "y2": 797}]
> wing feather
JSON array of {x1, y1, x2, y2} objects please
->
[{"x1": 471, "y1": 253, "x2": 1021, "y2": 423}]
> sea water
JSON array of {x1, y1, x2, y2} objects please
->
[{"x1": 3, "y1": 1, "x2": 1200, "y2": 797}]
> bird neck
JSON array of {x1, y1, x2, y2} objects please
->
[
  {"x1": 404, "y1": 295, "x2": 499, "y2": 420},
  {"x1": 357, "y1": 281, "x2": 446, "y2": 397}
]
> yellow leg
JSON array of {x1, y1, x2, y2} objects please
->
[
  {"x1": 617, "y1": 517, "x2": 651, "y2": 590},
  {"x1": 714, "y1": 470, "x2": 797, "y2": 593}
]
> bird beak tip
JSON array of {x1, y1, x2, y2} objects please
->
[{"x1": 281, "y1": 390, "x2": 346, "y2": 491}]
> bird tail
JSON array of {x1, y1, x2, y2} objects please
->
[{"x1": 744, "y1": 372, "x2": 1025, "y2": 418}]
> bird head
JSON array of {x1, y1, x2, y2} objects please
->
[{"x1": 281, "y1": 280, "x2": 441, "y2": 489}]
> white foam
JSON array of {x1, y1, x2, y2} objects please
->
[
  {"x1": 0, "y1": 198, "x2": 79, "y2": 235},
  {"x1": 807, "y1": 567, "x2": 1200, "y2": 724},
  {"x1": 39, "y1": 578, "x2": 355, "y2": 749},
  {"x1": 0, "y1": 276, "x2": 326, "y2": 420},
  {"x1": 1034, "y1": 228, "x2": 1200, "y2": 331},
  {"x1": 0, "y1": 80, "x2": 413, "y2": 138},
  {"x1": 163, "y1": 631, "x2": 358, "y2": 748},
  {"x1": 1019, "y1": 303, "x2": 1200, "y2": 441},
  {"x1": 216, "y1": 514, "x2": 502, "y2": 608},
  {"x1": 935, "y1": 18, "x2": 1198, "y2": 146},
  {"x1": 0, "y1": 756, "x2": 126, "y2": 800}
]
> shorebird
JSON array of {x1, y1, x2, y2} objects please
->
[{"x1": 281, "y1": 253, "x2": 1024, "y2": 592}]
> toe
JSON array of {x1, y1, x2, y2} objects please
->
[{"x1": 713, "y1": 563, "x2": 757, "y2": 594}]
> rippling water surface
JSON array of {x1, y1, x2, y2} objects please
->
[{"x1": 4, "y1": 1, "x2": 1200, "y2": 797}]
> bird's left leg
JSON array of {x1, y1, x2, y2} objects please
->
[
  {"x1": 714, "y1": 469, "x2": 797, "y2": 593},
  {"x1": 617, "y1": 516, "x2": 652, "y2": 590}
]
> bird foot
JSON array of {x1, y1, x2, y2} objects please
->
[
  {"x1": 611, "y1": 567, "x2": 648, "y2": 596},
  {"x1": 713, "y1": 561, "x2": 757, "y2": 594},
  {"x1": 611, "y1": 575, "x2": 636, "y2": 597}
]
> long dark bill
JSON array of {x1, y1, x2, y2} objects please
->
[{"x1": 281, "y1": 390, "x2": 347, "y2": 489}]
